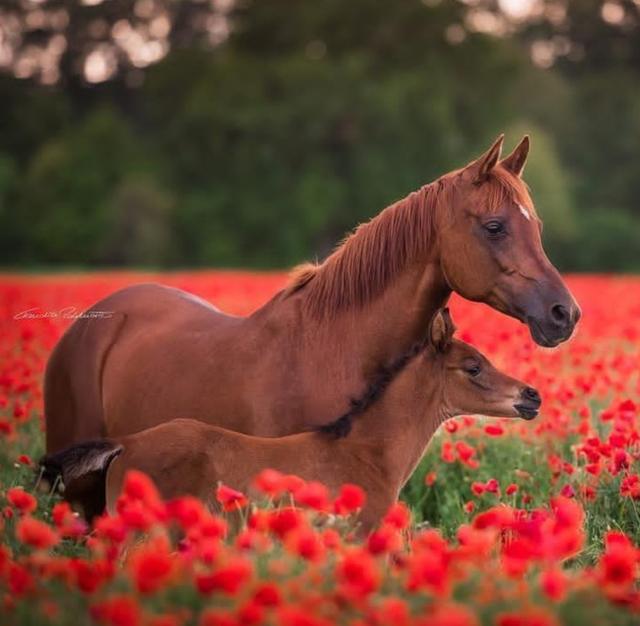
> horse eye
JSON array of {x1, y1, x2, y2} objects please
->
[
  {"x1": 465, "y1": 363, "x2": 481, "y2": 377},
  {"x1": 483, "y1": 220, "x2": 505, "y2": 237}
]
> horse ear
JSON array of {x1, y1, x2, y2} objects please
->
[
  {"x1": 468, "y1": 134, "x2": 504, "y2": 184},
  {"x1": 500, "y1": 135, "x2": 530, "y2": 177},
  {"x1": 429, "y1": 308, "x2": 456, "y2": 353}
]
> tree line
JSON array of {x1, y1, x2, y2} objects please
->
[{"x1": 1, "y1": 0, "x2": 638, "y2": 271}]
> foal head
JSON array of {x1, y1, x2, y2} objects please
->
[
  {"x1": 429, "y1": 309, "x2": 541, "y2": 420},
  {"x1": 437, "y1": 135, "x2": 580, "y2": 347}
]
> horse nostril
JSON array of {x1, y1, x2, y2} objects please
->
[
  {"x1": 550, "y1": 304, "x2": 570, "y2": 327},
  {"x1": 572, "y1": 305, "x2": 582, "y2": 325},
  {"x1": 522, "y1": 386, "x2": 540, "y2": 404}
]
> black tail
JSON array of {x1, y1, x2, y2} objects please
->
[{"x1": 40, "y1": 440, "x2": 123, "y2": 522}]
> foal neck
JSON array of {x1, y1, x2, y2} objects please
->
[{"x1": 345, "y1": 352, "x2": 445, "y2": 485}]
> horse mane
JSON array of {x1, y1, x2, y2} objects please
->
[
  {"x1": 285, "y1": 164, "x2": 534, "y2": 317},
  {"x1": 316, "y1": 339, "x2": 428, "y2": 439}
]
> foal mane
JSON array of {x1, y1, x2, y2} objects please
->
[
  {"x1": 285, "y1": 165, "x2": 533, "y2": 318},
  {"x1": 316, "y1": 339, "x2": 427, "y2": 439}
]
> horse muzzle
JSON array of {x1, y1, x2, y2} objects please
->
[{"x1": 527, "y1": 301, "x2": 581, "y2": 348}]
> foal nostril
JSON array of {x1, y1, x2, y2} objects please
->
[
  {"x1": 522, "y1": 386, "x2": 541, "y2": 404},
  {"x1": 550, "y1": 304, "x2": 570, "y2": 327}
]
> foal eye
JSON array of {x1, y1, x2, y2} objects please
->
[{"x1": 483, "y1": 220, "x2": 505, "y2": 238}]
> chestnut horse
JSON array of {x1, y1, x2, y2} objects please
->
[
  {"x1": 44, "y1": 135, "x2": 578, "y2": 452},
  {"x1": 41, "y1": 309, "x2": 541, "y2": 531}
]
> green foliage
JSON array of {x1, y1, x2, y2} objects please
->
[
  {"x1": 1, "y1": 0, "x2": 638, "y2": 270},
  {"x1": 572, "y1": 211, "x2": 640, "y2": 272},
  {"x1": 14, "y1": 108, "x2": 148, "y2": 264},
  {"x1": 401, "y1": 429, "x2": 640, "y2": 565}
]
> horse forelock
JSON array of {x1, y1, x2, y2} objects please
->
[{"x1": 483, "y1": 165, "x2": 536, "y2": 216}]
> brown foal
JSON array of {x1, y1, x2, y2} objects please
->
[
  {"x1": 44, "y1": 135, "x2": 576, "y2": 453},
  {"x1": 42, "y1": 310, "x2": 541, "y2": 532}
]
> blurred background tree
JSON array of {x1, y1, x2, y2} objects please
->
[{"x1": 0, "y1": 0, "x2": 638, "y2": 271}]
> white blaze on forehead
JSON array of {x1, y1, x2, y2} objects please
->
[{"x1": 517, "y1": 202, "x2": 531, "y2": 221}]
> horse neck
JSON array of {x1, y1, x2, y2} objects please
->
[
  {"x1": 347, "y1": 352, "x2": 446, "y2": 486},
  {"x1": 284, "y1": 183, "x2": 453, "y2": 379},
  {"x1": 302, "y1": 259, "x2": 450, "y2": 380}
]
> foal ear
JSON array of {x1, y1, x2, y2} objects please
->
[
  {"x1": 429, "y1": 308, "x2": 456, "y2": 353},
  {"x1": 500, "y1": 135, "x2": 530, "y2": 177},
  {"x1": 469, "y1": 134, "x2": 504, "y2": 184}
]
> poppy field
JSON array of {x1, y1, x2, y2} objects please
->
[{"x1": 1, "y1": 272, "x2": 639, "y2": 626}]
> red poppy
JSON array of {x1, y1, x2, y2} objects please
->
[
  {"x1": 51, "y1": 502, "x2": 87, "y2": 537},
  {"x1": 372, "y1": 598, "x2": 411, "y2": 626},
  {"x1": 559, "y1": 484, "x2": 575, "y2": 498},
  {"x1": 282, "y1": 474, "x2": 306, "y2": 493},
  {"x1": 277, "y1": 606, "x2": 333, "y2": 626},
  {"x1": 293, "y1": 481, "x2": 330, "y2": 511},
  {"x1": 8, "y1": 563, "x2": 34, "y2": 596},
  {"x1": 551, "y1": 496, "x2": 583, "y2": 530},
  {"x1": 337, "y1": 548, "x2": 380, "y2": 599},
  {"x1": 473, "y1": 506, "x2": 514, "y2": 530},
  {"x1": 128, "y1": 539, "x2": 174, "y2": 594},
  {"x1": 540, "y1": 567, "x2": 568, "y2": 601},
  {"x1": 367, "y1": 524, "x2": 401, "y2": 555},
  {"x1": 198, "y1": 514, "x2": 228, "y2": 540},
  {"x1": 485, "y1": 424, "x2": 504, "y2": 436},
  {"x1": 116, "y1": 499, "x2": 157, "y2": 532},
  {"x1": 620, "y1": 474, "x2": 640, "y2": 500},
  {"x1": 267, "y1": 507, "x2": 304, "y2": 539},
  {"x1": 252, "y1": 468, "x2": 287, "y2": 498},
  {"x1": 333, "y1": 483, "x2": 366, "y2": 514},
  {"x1": 321, "y1": 528, "x2": 342, "y2": 550},
  {"x1": 407, "y1": 549, "x2": 449, "y2": 595},
  {"x1": 424, "y1": 471, "x2": 437, "y2": 487},
  {"x1": 485, "y1": 479, "x2": 500, "y2": 494},
  {"x1": 286, "y1": 526, "x2": 325, "y2": 562},
  {"x1": 71, "y1": 559, "x2": 110, "y2": 594},
  {"x1": 6, "y1": 487, "x2": 37, "y2": 514},
  {"x1": 441, "y1": 441, "x2": 456, "y2": 463},
  {"x1": 16, "y1": 515, "x2": 59, "y2": 549},
  {"x1": 196, "y1": 558, "x2": 252, "y2": 595},
  {"x1": 167, "y1": 496, "x2": 206, "y2": 528},
  {"x1": 252, "y1": 582, "x2": 281, "y2": 607},
  {"x1": 455, "y1": 441, "x2": 476, "y2": 463},
  {"x1": 91, "y1": 595, "x2": 141, "y2": 626},
  {"x1": 94, "y1": 513, "x2": 128, "y2": 544},
  {"x1": 456, "y1": 524, "x2": 495, "y2": 561},
  {"x1": 215, "y1": 484, "x2": 249, "y2": 512},
  {"x1": 383, "y1": 502, "x2": 411, "y2": 530},
  {"x1": 599, "y1": 531, "x2": 637, "y2": 588},
  {"x1": 122, "y1": 469, "x2": 161, "y2": 504}
]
